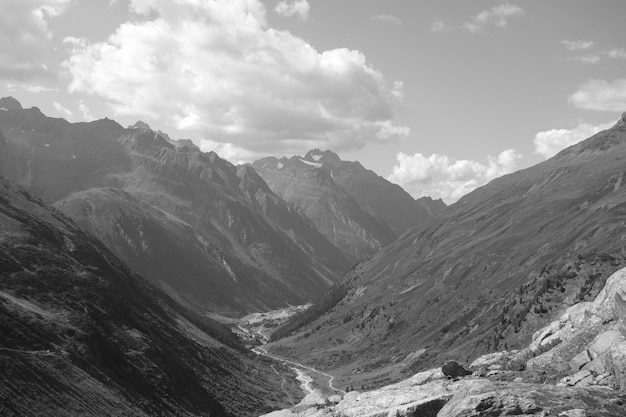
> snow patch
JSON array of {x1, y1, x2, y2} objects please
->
[
  {"x1": 0, "y1": 107, "x2": 7, "y2": 111},
  {"x1": 277, "y1": 162, "x2": 283, "y2": 169},
  {"x1": 72, "y1": 154, "x2": 76, "y2": 160},
  {"x1": 299, "y1": 158, "x2": 321, "y2": 167},
  {"x1": 311, "y1": 153, "x2": 322, "y2": 161},
  {"x1": 44, "y1": 143, "x2": 50, "y2": 148}
]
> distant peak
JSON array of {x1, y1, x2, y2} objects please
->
[
  {"x1": 617, "y1": 112, "x2": 626, "y2": 128},
  {"x1": 303, "y1": 149, "x2": 341, "y2": 164},
  {"x1": 0, "y1": 97, "x2": 23, "y2": 111},
  {"x1": 129, "y1": 121, "x2": 151, "y2": 130}
]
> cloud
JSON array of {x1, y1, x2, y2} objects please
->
[
  {"x1": 534, "y1": 121, "x2": 614, "y2": 159},
  {"x1": 605, "y1": 48, "x2": 626, "y2": 59},
  {"x1": 568, "y1": 79, "x2": 626, "y2": 111},
  {"x1": 372, "y1": 14, "x2": 402, "y2": 26},
  {"x1": 0, "y1": 0, "x2": 70, "y2": 80},
  {"x1": 275, "y1": 0, "x2": 310, "y2": 21},
  {"x1": 65, "y1": 0, "x2": 408, "y2": 157},
  {"x1": 53, "y1": 101, "x2": 73, "y2": 118},
  {"x1": 430, "y1": 18, "x2": 453, "y2": 33},
  {"x1": 199, "y1": 139, "x2": 263, "y2": 164},
  {"x1": 572, "y1": 55, "x2": 601, "y2": 64},
  {"x1": 78, "y1": 100, "x2": 94, "y2": 121},
  {"x1": 6, "y1": 83, "x2": 57, "y2": 93},
  {"x1": 463, "y1": 3, "x2": 524, "y2": 34},
  {"x1": 560, "y1": 40, "x2": 595, "y2": 51},
  {"x1": 388, "y1": 149, "x2": 522, "y2": 203}
]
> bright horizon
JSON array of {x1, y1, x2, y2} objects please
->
[{"x1": 1, "y1": 0, "x2": 625, "y2": 203}]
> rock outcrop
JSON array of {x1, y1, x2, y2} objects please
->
[
  {"x1": 522, "y1": 268, "x2": 626, "y2": 389},
  {"x1": 263, "y1": 268, "x2": 626, "y2": 416},
  {"x1": 261, "y1": 370, "x2": 625, "y2": 417}
]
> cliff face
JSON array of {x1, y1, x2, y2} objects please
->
[
  {"x1": 0, "y1": 176, "x2": 299, "y2": 417},
  {"x1": 0, "y1": 101, "x2": 351, "y2": 314}
]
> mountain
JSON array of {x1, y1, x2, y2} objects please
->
[
  {"x1": 252, "y1": 149, "x2": 443, "y2": 261},
  {"x1": 302, "y1": 149, "x2": 440, "y2": 234},
  {"x1": 0, "y1": 176, "x2": 300, "y2": 416},
  {"x1": 269, "y1": 113, "x2": 626, "y2": 390},
  {"x1": 0, "y1": 99, "x2": 351, "y2": 314},
  {"x1": 264, "y1": 267, "x2": 626, "y2": 416},
  {"x1": 252, "y1": 155, "x2": 396, "y2": 261},
  {"x1": 415, "y1": 196, "x2": 447, "y2": 216}
]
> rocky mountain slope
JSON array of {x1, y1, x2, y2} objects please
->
[
  {"x1": 0, "y1": 100, "x2": 351, "y2": 314},
  {"x1": 252, "y1": 149, "x2": 444, "y2": 261},
  {"x1": 0, "y1": 176, "x2": 301, "y2": 416},
  {"x1": 253, "y1": 154, "x2": 395, "y2": 261},
  {"x1": 263, "y1": 267, "x2": 626, "y2": 417},
  {"x1": 269, "y1": 113, "x2": 626, "y2": 390}
]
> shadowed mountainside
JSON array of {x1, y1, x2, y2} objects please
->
[
  {"x1": 0, "y1": 101, "x2": 351, "y2": 314},
  {"x1": 0, "y1": 176, "x2": 301, "y2": 416}
]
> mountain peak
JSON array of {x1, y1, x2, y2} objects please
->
[
  {"x1": 128, "y1": 120, "x2": 151, "y2": 130},
  {"x1": 617, "y1": 112, "x2": 626, "y2": 129},
  {"x1": 0, "y1": 96, "x2": 23, "y2": 111},
  {"x1": 303, "y1": 149, "x2": 341, "y2": 164}
]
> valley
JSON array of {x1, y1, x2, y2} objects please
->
[{"x1": 2, "y1": 98, "x2": 626, "y2": 416}]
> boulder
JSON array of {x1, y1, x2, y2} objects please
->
[
  {"x1": 558, "y1": 370, "x2": 593, "y2": 387},
  {"x1": 607, "y1": 341, "x2": 626, "y2": 389},
  {"x1": 588, "y1": 330, "x2": 625, "y2": 359},
  {"x1": 569, "y1": 350, "x2": 591, "y2": 372},
  {"x1": 441, "y1": 360, "x2": 472, "y2": 379}
]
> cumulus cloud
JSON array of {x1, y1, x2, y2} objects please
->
[
  {"x1": 78, "y1": 100, "x2": 94, "y2": 121},
  {"x1": 560, "y1": 40, "x2": 595, "y2": 51},
  {"x1": 373, "y1": 14, "x2": 402, "y2": 26},
  {"x1": 275, "y1": 0, "x2": 310, "y2": 21},
  {"x1": 64, "y1": 0, "x2": 407, "y2": 156},
  {"x1": 463, "y1": 3, "x2": 524, "y2": 34},
  {"x1": 387, "y1": 149, "x2": 522, "y2": 203},
  {"x1": 0, "y1": 0, "x2": 70, "y2": 80},
  {"x1": 53, "y1": 101, "x2": 73, "y2": 118},
  {"x1": 200, "y1": 139, "x2": 263, "y2": 164},
  {"x1": 534, "y1": 121, "x2": 614, "y2": 159},
  {"x1": 568, "y1": 79, "x2": 626, "y2": 111},
  {"x1": 430, "y1": 18, "x2": 454, "y2": 33}
]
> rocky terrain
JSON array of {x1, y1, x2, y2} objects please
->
[
  {"x1": 0, "y1": 176, "x2": 302, "y2": 416},
  {"x1": 0, "y1": 99, "x2": 351, "y2": 314},
  {"x1": 252, "y1": 149, "x2": 445, "y2": 261},
  {"x1": 262, "y1": 266, "x2": 626, "y2": 416},
  {"x1": 269, "y1": 113, "x2": 626, "y2": 390}
]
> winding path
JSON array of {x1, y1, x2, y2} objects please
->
[{"x1": 253, "y1": 346, "x2": 346, "y2": 396}]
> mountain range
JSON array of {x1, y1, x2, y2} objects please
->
[
  {"x1": 269, "y1": 112, "x2": 626, "y2": 391},
  {"x1": 3, "y1": 95, "x2": 626, "y2": 416},
  {"x1": 252, "y1": 149, "x2": 445, "y2": 261},
  {"x1": 0, "y1": 100, "x2": 357, "y2": 314}
]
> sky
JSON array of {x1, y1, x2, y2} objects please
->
[{"x1": 1, "y1": 0, "x2": 626, "y2": 203}]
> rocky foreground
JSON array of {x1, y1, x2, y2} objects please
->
[{"x1": 262, "y1": 268, "x2": 626, "y2": 416}]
